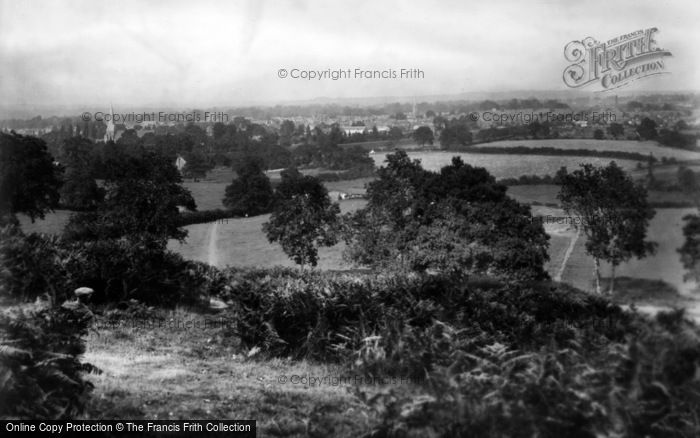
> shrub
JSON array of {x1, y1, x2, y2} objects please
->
[
  {"x1": 358, "y1": 310, "x2": 700, "y2": 438},
  {"x1": 221, "y1": 269, "x2": 634, "y2": 367},
  {"x1": 0, "y1": 299, "x2": 101, "y2": 419},
  {"x1": 0, "y1": 226, "x2": 218, "y2": 306}
]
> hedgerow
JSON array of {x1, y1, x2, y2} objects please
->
[{"x1": 0, "y1": 225, "x2": 220, "y2": 306}]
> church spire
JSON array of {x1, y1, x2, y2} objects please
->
[{"x1": 104, "y1": 103, "x2": 115, "y2": 142}]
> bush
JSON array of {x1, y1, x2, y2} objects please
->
[
  {"x1": 221, "y1": 269, "x2": 634, "y2": 366},
  {"x1": 0, "y1": 225, "x2": 83, "y2": 303},
  {"x1": 0, "y1": 226, "x2": 219, "y2": 306},
  {"x1": 359, "y1": 310, "x2": 700, "y2": 438},
  {"x1": 0, "y1": 300, "x2": 100, "y2": 419}
]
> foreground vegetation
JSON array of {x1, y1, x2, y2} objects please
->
[{"x1": 3, "y1": 131, "x2": 700, "y2": 437}]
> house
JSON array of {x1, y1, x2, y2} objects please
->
[{"x1": 175, "y1": 155, "x2": 187, "y2": 172}]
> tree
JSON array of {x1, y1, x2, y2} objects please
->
[
  {"x1": 60, "y1": 168, "x2": 103, "y2": 210},
  {"x1": 679, "y1": 211, "x2": 700, "y2": 283},
  {"x1": 558, "y1": 162, "x2": 656, "y2": 294},
  {"x1": 263, "y1": 169, "x2": 340, "y2": 268},
  {"x1": 181, "y1": 151, "x2": 212, "y2": 181},
  {"x1": 677, "y1": 166, "x2": 698, "y2": 193},
  {"x1": 213, "y1": 122, "x2": 226, "y2": 140},
  {"x1": 553, "y1": 166, "x2": 568, "y2": 185},
  {"x1": 636, "y1": 117, "x2": 658, "y2": 140},
  {"x1": 344, "y1": 151, "x2": 549, "y2": 279},
  {"x1": 64, "y1": 151, "x2": 196, "y2": 246},
  {"x1": 223, "y1": 157, "x2": 274, "y2": 216},
  {"x1": 607, "y1": 123, "x2": 624, "y2": 139},
  {"x1": 59, "y1": 137, "x2": 103, "y2": 209},
  {"x1": 593, "y1": 129, "x2": 605, "y2": 140},
  {"x1": 412, "y1": 126, "x2": 434, "y2": 147},
  {"x1": 388, "y1": 127, "x2": 403, "y2": 141},
  {"x1": 439, "y1": 119, "x2": 472, "y2": 148},
  {"x1": 0, "y1": 132, "x2": 63, "y2": 225}
]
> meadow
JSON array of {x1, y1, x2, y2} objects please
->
[
  {"x1": 479, "y1": 138, "x2": 700, "y2": 161},
  {"x1": 371, "y1": 151, "x2": 642, "y2": 178}
]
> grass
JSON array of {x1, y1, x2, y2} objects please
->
[
  {"x1": 167, "y1": 200, "x2": 367, "y2": 270},
  {"x1": 182, "y1": 182, "x2": 229, "y2": 210},
  {"x1": 372, "y1": 151, "x2": 641, "y2": 178},
  {"x1": 84, "y1": 306, "x2": 382, "y2": 436},
  {"x1": 507, "y1": 185, "x2": 561, "y2": 206},
  {"x1": 507, "y1": 184, "x2": 700, "y2": 208},
  {"x1": 477, "y1": 139, "x2": 700, "y2": 161}
]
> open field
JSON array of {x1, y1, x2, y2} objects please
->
[
  {"x1": 372, "y1": 151, "x2": 641, "y2": 178},
  {"x1": 479, "y1": 139, "x2": 700, "y2": 161},
  {"x1": 167, "y1": 200, "x2": 366, "y2": 270},
  {"x1": 183, "y1": 182, "x2": 229, "y2": 210},
  {"x1": 507, "y1": 184, "x2": 700, "y2": 208},
  {"x1": 84, "y1": 306, "x2": 380, "y2": 436},
  {"x1": 559, "y1": 208, "x2": 700, "y2": 295}
]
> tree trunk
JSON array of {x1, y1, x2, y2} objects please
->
[
  {"x1": 594, "y1": 258, "x2": 602, "y2": 294},
  {"x1": 609, "y1": 264, "x2": 616, "y2": 296}
]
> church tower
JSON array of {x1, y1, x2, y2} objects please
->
[{"x1": 104, "y1": 104, "x2": 115, "y2": 142}]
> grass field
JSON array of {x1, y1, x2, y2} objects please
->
[
  {"x1": 167, "y1": 200, "x2": 366, "y2": 271},
  {"x1": 84, "y1": 306, "x2": 381, "y2": 436},
  {"x1": 372, "y1": 151, "x2": 641, "y2": 178},
  {"x1": 478, "y1": 139, "x2": 700, "y2": 161},
  {"x1": 507, "y1": 184, "x2": 700, "y2": 208},
  {"x1": 559, "y1": 209, "x2": 700, "y2": 296}
]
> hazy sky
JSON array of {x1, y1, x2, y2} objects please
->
[{"x1": 1, "y1": 0, "x2": 698, "y2": 108}]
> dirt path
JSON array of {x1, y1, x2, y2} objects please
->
[
  {"x1": 555, "y1": 227, "x2": 580, "y2": 282},
  {"x1": 206, "y1": 220, "x2": 219, "y2": 267}
]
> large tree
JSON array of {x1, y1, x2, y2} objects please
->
[
  {"x1": 263, "y1": 169, "x2": 340, "y2": 268},
  {"x1": 344, "y1": 151, "x2": 549, "y2": 279},
  {"x1": 636, "y1": 117, "x2": 658, "y2": 140},
  {"x1": 64, "y1": 151, "x2": 196, "y2": 246},
  {"x1": 59, "y1": 137, "x2": 103, "y2": 210},
  {"x1": 439, "y1": 118, "x2": 472, "y2": 147},
  {"x1": 558, "y1": 162, "x2": 656, "y2": 294},
  {"x1": 0, "y1": 132, "x2": 63, "y2": 225},
  {"x1": 412, "y1": 126, "x2": 434, "y2": 147},
  {"x1": 181, "y1": 150, "x2": 212, "y2": 181},
  {"x1": 223, "y1": 157, "x2": 274, "y2": 216}
]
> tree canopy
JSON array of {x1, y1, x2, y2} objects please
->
[
  {"x1": 344, "y1": 151, "x2": 549, "y2": 279},
  {"x1": 0, "y1": 132, "x2": 63, "y2": 224},
  {"x1": 263, "y1": 169, "x2": 340, "y2": 267},
  {"x1": 64, "y1": 150, "x2": 196, "y2": 246},
  {"x1": 222, "y1": 156, "x2": 274, "y2": 216},
  {"x1": 558, "y1": 162, "x2": 656, "y2": 294}
]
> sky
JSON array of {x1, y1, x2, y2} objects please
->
[{"x1": 0, "y1": 0, "x2": 698, "y2": 109}]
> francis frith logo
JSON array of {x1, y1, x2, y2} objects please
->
[{"x1": 563, "y1": 27, "x2": 672, "y2": 90}]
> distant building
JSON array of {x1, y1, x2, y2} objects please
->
[
  {"x1": 104, "y1": 104, "x2": 115, "y2": 142},
  {"x1": 342, "y1": 126, "x2": 367, "y2": 135}
]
